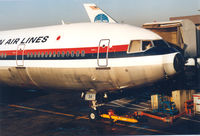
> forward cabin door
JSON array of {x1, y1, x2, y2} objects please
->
[
  {"x1": 16, "y1": 44, "x2": 25, "y2": 66},
  {"x1": 97, "y1": 39, "x2": 110, "y2": 67}
]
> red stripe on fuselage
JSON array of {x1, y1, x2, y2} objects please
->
[{"x1": 0, "y1": 44, "x2": 129, "y2": 56}]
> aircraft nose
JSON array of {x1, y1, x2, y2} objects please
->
[{"x1": 163, "y1": 53, "x2": 184, "y2": 77}]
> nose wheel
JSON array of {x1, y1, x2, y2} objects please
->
[
  {"x1": 89, "y1": 109, "x2": 100, "y2": 120},
  {"x1": 82, "y1": 89, "x2": 106, "y2": 120}
]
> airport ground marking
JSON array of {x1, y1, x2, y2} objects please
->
[
  {"x1": 103, "y1": 121, "x2": 171, "y2": 134},
  {"x1": 7, "y1": 104, "x2": 173, "y2": 134},
  {"x1": 109, "y1": 99, "x2": 150, "y2": 111},
  {"x1": 75, "y1": 115, "x2": 89, "y2": 120},
  {"x1": 8, "y1": 104, "x2": 90, "y2": 120},
  {"x1": 180, "y1": 117, "x2": 200, "y2": 123},
  {"x1": 106, "y1": 103, "x2": 149, "y2": 111},
  {"x1": 8, "y1": 104, "x2": 75, "y2": 117},
  {"x1": 140, "y1": 102, "x2": 150, "y2": 106}
]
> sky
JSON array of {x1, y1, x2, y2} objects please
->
[{"x1": 0, "y1": 0, "x2": 199, "y2": 30}]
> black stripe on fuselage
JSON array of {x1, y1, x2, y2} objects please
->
[{"x1": 0, "y1": 47, "x2": 178, "y2": 60}]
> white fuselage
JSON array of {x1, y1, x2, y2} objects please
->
[{"x1": 0, "y1": 23, "x2": 182, "y2": 92}]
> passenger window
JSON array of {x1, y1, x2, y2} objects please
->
[
  {"x1": 41, "y1": 52, "x2": 44, "y2": 58},
  {"x1": 71, "y1": 51, "x2": 74, "y2": 57},
  {"x1": 49, "y1": 51, "x2": 52, "y2": 58},
  {"x1": 30, "y1": 52, "x2": 33, "y2": 58},
  {"x1": 1, "y1": 53, "x2": 3, "y2": 58},
  {"x1": 37, "y1": 52, "x2": 40, "y2": 58},
  {"x1": 142, "y1": 41, "x2": 152, "y2": 50},
  {"x1": 53, "y1": 51, "x2": 56, "y2": 58},
  {"x1": 34, "y1": 52, "x2": 37, "y2": 58},
  {"x1": 61, "y1": 51, "x2": 65, "y2": 57},
  {"x1": 4, "y1": 53, "x2": 6, "y2": 58},
  {"x1": 57, "y1": 51, "x2": 60, "y2": 57},
  {"x1": 66, "y1": 51, "x2": 70, "y2": 57},
  {"x1": 76, "y1": 51, "x2": 80, "y2": 57},
  {"x1": 45, "y1": 52, "x2": 48, "y2": 58},
  {"x1": 81, "y1": 50, "x2": 85, "y2": 57},
  {"x1": 27, "y1": 52, "x2": 30, "y2": 58}
]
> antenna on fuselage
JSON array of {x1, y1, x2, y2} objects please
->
[{"x1": 61, "y1": 20, "x2": 65, "y2": 25}]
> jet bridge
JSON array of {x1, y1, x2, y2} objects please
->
[{"x1": 143, "y1": 19, "x2": 200, "y2": 65}]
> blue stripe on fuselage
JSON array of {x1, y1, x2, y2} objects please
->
[{"x1": 0, "y1": 46, "x2": 178, "y2": 60}]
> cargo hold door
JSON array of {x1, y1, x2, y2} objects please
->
[{"x1": 97, "y1": 39, "x2": 110, "y2": 67}]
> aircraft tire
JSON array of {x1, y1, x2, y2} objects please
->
[{"x1": 89, "y1": 109, "x2": 99, "y2": 120}]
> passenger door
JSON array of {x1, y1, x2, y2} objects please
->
[
  {"x1": 16, "y1": 44, "x2": 25, "y2": 66},
  {"x1": 97, "y1": 39, "x2": 110, "y2": 67}
]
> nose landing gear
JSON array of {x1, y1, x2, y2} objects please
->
[{"x1": 81, "y1": 89, "x2": 106, "y2": 120}]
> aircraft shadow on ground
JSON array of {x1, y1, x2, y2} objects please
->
[{"x1": 0, "y1": 86, "x2": 48, "y2": 104}]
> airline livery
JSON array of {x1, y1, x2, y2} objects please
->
[
  {"x1": 83, "y1": 3, "x2": 117, "y2": 23},
  {"x1": 0, "y1": 5, "x2": 184, "y2": 120}
]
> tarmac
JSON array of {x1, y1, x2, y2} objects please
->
[{"x1": 0, "y1": 67, "x2": 200, "y2": 135}]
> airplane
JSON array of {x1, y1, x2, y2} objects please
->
[
  {"x1": 0, "y1": 7, "x2": 184, "y2": 120},
  {"x1": 83, "y1": 3, "x2": 117, "y2": 23}
]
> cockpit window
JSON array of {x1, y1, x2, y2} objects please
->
[
  {"x1": 128, "y1": 40, "x2": 153, "y2": 53},
  {"x1": 142, "y1": 41, "x2": 153, "y2": 50},
  {"x1": 153, "y1": 40, "x2": 169, "y2": 48},
  {"x1": 128, "y1": 40, "x2": 141, "y2": 53}
]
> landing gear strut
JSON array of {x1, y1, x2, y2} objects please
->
[{"x1": 81, "y1": 89, "x2": 106, "y2": 120}]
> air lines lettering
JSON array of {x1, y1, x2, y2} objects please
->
[
  {"x1": 0, "y1": 36, "x2": 49, "y2": 45},
  {"x1": 0, "y1": 39, "x2": 5, "y2": 45}
]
